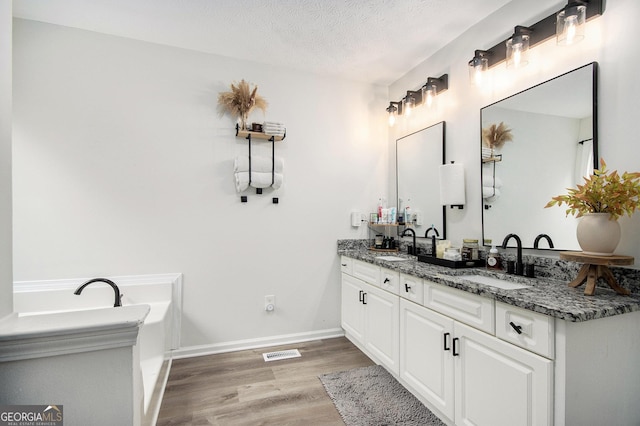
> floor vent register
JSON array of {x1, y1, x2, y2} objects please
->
[{"x1": 262, "y1": 349, "x2": 301, "y2": 362}]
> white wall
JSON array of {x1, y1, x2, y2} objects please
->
[
  {"x1": 0, "y1": 0, "x2": 12, "y2": 319},
  {"x1": 389, "y1": 0, "x2": 640, "y2": 264},
  {"x1": 12, "y1": 19, "x2": 387, "y2": 348}
]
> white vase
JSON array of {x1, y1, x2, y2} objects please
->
[{"x1": 576, "y1": 213, "x2": 621, "y2": 256}]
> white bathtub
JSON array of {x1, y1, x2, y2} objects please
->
[{"x1": 13, "y1": 273, "x2": 182, "y2": 426}]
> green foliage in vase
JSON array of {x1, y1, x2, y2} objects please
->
[{"x1": 545, "y1": 159, "x2": 640, "y2": 219}]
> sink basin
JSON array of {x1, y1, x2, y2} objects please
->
[
  {"x1": 375, "y1": 256, "x2": 408, "y2": 262},
  {"x1": 459, "y1": 274, "x2": 530, "y2": 290}
]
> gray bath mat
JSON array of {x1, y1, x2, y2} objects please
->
[{"x1": 319, "y1": 364, "x2": 447, "y2": 426}]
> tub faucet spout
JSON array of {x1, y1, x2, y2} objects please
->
[{"x1": 74, "y1": 278, "x2": 122, "y2": 307}]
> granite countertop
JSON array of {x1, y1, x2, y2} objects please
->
[{"x1": 338, "y1": 248, "x2": 640, "y2": 322}]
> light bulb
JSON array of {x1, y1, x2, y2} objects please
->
[{"x1": 388, "y1": 112, "x2": 396, "y2": 126}]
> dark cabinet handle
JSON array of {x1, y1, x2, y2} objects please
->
[
  {"x1": 384, "y1": 278, "x2": 390, "y2": 283},
  {"x1": 453, "y1": 337, "x2": 460, "y2": 356},
  {"x1": 359, "y1": 290, "x2": 363, "y2": 303},
  {"x1": 362, "y1": 292, "x2": 367, "y2": 305},
  {"x1": 341, "y1": 263, "x2": 347, "y2": 267},
  {"x1": 509, "y1": 322, "x2": 523, "y2": 334},
  {"x1": 405, "y1": 283, "x2": 411, "y2": 292},
  {"x1": 443, "y1": 332, "x2": 451, "y2": 351}
]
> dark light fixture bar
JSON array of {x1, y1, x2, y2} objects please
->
[
  {"x1": 470, "y1": 0, "x2": 604, "y2": 70},
  {"x1": 386, "y1": 74, "x2": 449, "y2": 125}
]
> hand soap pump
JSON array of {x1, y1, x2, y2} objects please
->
[{"x1": 487, "y1": 245, "x2": 502, "y2": 270}]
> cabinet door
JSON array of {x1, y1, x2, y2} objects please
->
[
  {"x1": 341, "y1": 274, "x2": 365, "y2": 343},
  {"x1": 364, "y1": 282, "x2": 400, "y2": 375},
  {"x1": 400, "y1": 299, "x2": 455, "y2": 420},
  {"x1": 454, "y1": 322, "x2": 552, "y2": 426}
]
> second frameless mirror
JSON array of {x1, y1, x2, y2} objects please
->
[{"x1": 396, "y1": 121, "x2": 446, "y2": 239}]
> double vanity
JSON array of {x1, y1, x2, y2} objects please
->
[{"x1": 338, "y1": 240, "x2": 640, "y2": 426}]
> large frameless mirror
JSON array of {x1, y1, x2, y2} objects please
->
[
  {"x1": 397, "y1": 121, "x2": 446, "y2": 239},
  {"x1": 481, "y1": 62, "x2": 598, "y2": 250}
]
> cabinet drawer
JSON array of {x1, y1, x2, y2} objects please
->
[
  {"x1": 423, "y1": 280, "x2": 495, "y2": 334},
  {"x1": 340, "y1": 256, "x2": 353, "y2": 275},
  {"x1": 400, "y1": 273, "x2": 424, "y2": 303},
  {"x1": 496, "y1": 302, "x2": 554, "y2": 359},
  {"x1": 380, "y1": 268, "x2": 400, "y2": 295},
  {"x1": 353, "y1": 260, "x2": 380, "y2": 286}
]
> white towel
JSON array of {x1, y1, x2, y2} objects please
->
[
  {"x1": 483, "y1": 186, "x2": 501, "y2": 201},
  {"x1": 235, "y1": 171, "x2": 283, "y2": 192},
  {"x1": 264, "y1": 121, "x2": 284, "y2": 126},
  {"x1": 482, "y1": 176, "x2": 503, "y2": 188},
  {"x1": 234, "y1": 156, "x2": 284, "y2": 173}
]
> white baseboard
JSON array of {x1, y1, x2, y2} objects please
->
[{"x1": 172, "y1": 328, "x2": 345, "y2": 359}]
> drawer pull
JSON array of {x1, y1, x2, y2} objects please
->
[
  {"x1": 443, "y1": 332, "x2": 451, "y2": 351},
  {"x1": 341, "y1": 263, "x2": 347, "y2": 267},
  {"x1": 405, "y1": 283, "x2": 411, "y2": 292},
  {"x1": 359, "y1": 290, "x2": 364, "y2": 302},
  {"x1": 384, "y1": 277, "x2": 390, "y2": 283},
  {"x1": 362, "y1": 292, "x2": 367, "y2": 305},
  {"x1": 509, "y1": 322, "x2": 523, "y2": 334},
  {"x1": 453, "y1": 337, "x2": 460, "y2": 356}
]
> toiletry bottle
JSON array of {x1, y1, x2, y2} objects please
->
[
  {"x1": 405, "y1": 206, "x2": 411, "y2": 224},
  {"x1": 487, "y1": 245, "x2": 502, "y2": 270}
]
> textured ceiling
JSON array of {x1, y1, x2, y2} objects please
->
[{"x1": 13, "y1": 0, "x2": 514, "y2": 85}]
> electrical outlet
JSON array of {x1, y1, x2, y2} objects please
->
[{"x1": 264, "y1": 295, "x2": 275, "y2": 312}]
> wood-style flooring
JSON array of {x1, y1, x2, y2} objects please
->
[{"x1": 156, "y1": 337, "x2": 374, "y2": 426}]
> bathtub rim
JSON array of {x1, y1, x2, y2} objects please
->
[{"x1": 13, "y1": 272, "x2": 182, "y2": 350}]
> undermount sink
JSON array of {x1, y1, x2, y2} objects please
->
[
  {"x1": 459, "y1": 274, "x2": 530, "y2": 290},
  {"x1": 375, "y1": 256, "x2": 408, "y2": 262}
]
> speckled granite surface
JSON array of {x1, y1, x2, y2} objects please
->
[{"x1": 338, "y1": 239, "x2": 640, "y2": 323}]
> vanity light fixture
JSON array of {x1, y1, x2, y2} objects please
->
[
  {"x1": 557, "y1": 1, "x2": 587, "y2": 45},
  {"x1": 468, "y1": 50, "x2": 490, "y2": 86},
  {"x1": 385, "y1": 74, "x2": 449, "y2": 125},
  {"x1": 386, "y1": 102, "x2": 400, "y2": 126},
  {"x1": 467, "y1": 0, "x2": 603, "y2": 82}
]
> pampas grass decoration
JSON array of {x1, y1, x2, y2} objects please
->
[
  {"x1": 482, "y1": 122, "x2": 513, "y2": 150},
  {"x1": 217, "y1": 79, "x2": 268, "y2": 130}
]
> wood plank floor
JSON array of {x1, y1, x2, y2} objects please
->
[{"x1": 156, "y1": 337, "x2": 374, "y2": 426}]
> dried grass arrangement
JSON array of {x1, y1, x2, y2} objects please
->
[
  {"x1": 482, "y1": 122, "x2": 513, "y2": 150},
  {"x1": 217, "y1": 79, "x2": 268, "y2": 130}
]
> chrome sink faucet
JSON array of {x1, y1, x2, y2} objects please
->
[
  {"x1": 501, "y1": 233, "x2": 524, "y2": 276},
  {"x1": 74, "y1": 278, "x2": 123, "y2": 307}
]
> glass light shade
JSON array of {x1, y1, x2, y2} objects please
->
[
  {"x1": 557, "y1": 4, "x2": 586, "y2": 45},
  {"x1": 404, "y1": 96, "x2": 415, "y2": 116},
  {"x1": 422, "y1": 84, "x2": 437, "y2": 108},
  {"x1": 506, "y1": 34, "x2": 530, "y2": 69},
  {"x1": 388, "y1": 110, "x2": 397, "y2": 126},
  {"x1": 468, "y1": 56, "x2": 489, "y2": 86}
]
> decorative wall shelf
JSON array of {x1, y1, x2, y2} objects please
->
[
  {"x1": 235, "y1": 124, "x2": 286, "y2": 142},
  {"x1": 482, "y1": 154, "x2": 502, "y2": 163}
]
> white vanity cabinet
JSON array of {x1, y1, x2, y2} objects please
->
[
  {"x1": 453, "y1": 321, "x2": 552, "y2": 426},
  {"x1": 400, "y1": 290, "x2": 552, "y2": 426},
  {"x1": 341, "y1": 258, "x2": 399, "y2": 375},
  {"x1": 400, "y1": 298, "x2": 455, "y2": 420}
]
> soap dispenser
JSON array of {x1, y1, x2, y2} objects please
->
[{"x1": 487, "y1": 245, "x2": 502, "y2": 270}]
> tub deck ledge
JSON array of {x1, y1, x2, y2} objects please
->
[{"x1": 0, "y1": 304, "x2": 150, "y2": 362}]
